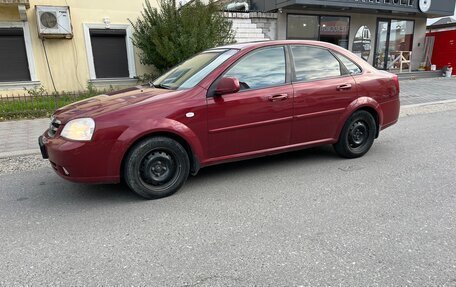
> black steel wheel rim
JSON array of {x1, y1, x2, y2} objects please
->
[
  {"x1": 348, "y1": 120, "x2": 369, "y2": 149},
  {"x1": 139, "y1": 149, "x2": 180, "y2": 188}
]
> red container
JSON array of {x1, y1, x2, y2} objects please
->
[{"x1": 427, "y1": 29, "x2": 456, "y2": 75}]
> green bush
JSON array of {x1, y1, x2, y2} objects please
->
[{"x1": 131, "y1": 0, "x2": 235, "y2": 73}]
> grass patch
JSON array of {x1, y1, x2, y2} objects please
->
[{"x1": 0, "y1": 87, "x2": 101, "y2": 121}]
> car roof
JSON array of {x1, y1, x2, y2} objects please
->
[{"x1": 215, "y1": 40, "x2": 340, "y2": 50}]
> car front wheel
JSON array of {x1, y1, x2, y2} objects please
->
[
  {"x1": 124, "y1": 137, "x2": 190, "y2": 199},
  {"x1": 333, "y1": 110, "x2": 377, "y2": 159}
]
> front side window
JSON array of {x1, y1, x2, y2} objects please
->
[
  {"x1": 224, "y1": 46, "x2": 286, "y2": 90},
  {"x1": 291, "y1": 46, "x2": 343, "y2": 82},
  {"x1": 0, "y1": 28, "x2": 30, "y2": 82}
]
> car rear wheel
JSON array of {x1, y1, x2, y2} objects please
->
[
  {"x1": 333, "y1": 110, "x2": 377, "y2": 159},
  {"x1": 124, "y1": 137, "x2": 190, "y2": 199}
]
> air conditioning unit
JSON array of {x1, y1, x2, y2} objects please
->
[{"x1": 36, "y1": 6, "x2": 73, "y2": 39}]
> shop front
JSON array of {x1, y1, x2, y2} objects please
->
[{"x1": 250, "y1": 0, "x2": 456, "y2": 71}]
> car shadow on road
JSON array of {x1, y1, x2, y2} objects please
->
[
  {"x1": 30, "y1": 145, "x2": 340, "y2": 204},
  {"x1": 186, "y1": 145, "x2": 339, "y2": 185},
  {"x1": 36, "y1": 180, "x2": 142, "y2": 206}
]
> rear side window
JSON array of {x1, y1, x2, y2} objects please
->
[
  {"x1": 335, "y1": 52, "x2": 362, "y2": 75},
  {"x1": 224, "y1": 46, "x2": 286, "y2": 90},
  {"x1": 291, "y1": 45, "x2": 342, "y2": 82}
]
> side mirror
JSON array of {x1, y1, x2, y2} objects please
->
[{"x1": 214, "y1": 77, "x2": 240, "y2": 96}]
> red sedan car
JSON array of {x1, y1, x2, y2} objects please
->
[{"x1": 39, "y1": 40, "x2": 400, "y2": 199}]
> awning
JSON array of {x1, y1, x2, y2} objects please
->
[{"x1": 252, "y1": 0, "x2": 455, "y2": 18}]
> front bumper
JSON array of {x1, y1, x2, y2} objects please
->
[
  {"x1": 38, "y1": 135, "x2": 48, "y2": 159},
  {"x1": 38, "y1": 133, "x2": 121, "y2": 184}
]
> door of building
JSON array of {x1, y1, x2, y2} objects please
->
[{"x1": 374, "y1": 19, "x2": 415, "y2": 70}]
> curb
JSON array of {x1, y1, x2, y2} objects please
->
[
  {"x1": 400, "y1": 99, "x2": 456, "y2": 118},
  {"x1": 401, "y1": 99, "x2": 456, "y2": 109}
]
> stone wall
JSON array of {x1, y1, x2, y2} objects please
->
[
  {"x1": 249, "y1": 12, "x2": 278, "y2": 40},
  {"x1": 224, "y1": 11, "x2": 278, "y2": 42}
]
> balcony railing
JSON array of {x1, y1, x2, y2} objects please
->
[{"x1": 0, "y1": 0, "x2": 30, "y2": 8}]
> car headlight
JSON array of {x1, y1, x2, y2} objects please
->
[{"x1": 61, "y1": 118, "x2": 95, "y2": 141}]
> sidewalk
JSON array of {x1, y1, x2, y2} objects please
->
[
  {"x1": 399, "y1": 77, "x2": 456, "y2": 105},
  {"x1": 0, "y1": 118, "x2": 49, "y2": 158},
  {"x1": 1, "y1": 77, "x2": 456, "y2": 158}
]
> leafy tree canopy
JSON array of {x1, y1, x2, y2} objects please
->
[{"x1": 131, "y1": 0, "x2": 235, "y2": 73}]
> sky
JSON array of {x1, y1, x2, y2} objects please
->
[{"x1": 426, "y1": 3, "x2": 456, "y2": 25}]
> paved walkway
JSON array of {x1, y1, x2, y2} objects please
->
[
  {"x1": 1, "y1": 77, "x2": 455, "y2": 158},
  {"x1": 0, "y1": 118, "x2": 49, "y2": 157},
  {"x1": 400, "y1": 77, "x2": 456, "y2": 105}
]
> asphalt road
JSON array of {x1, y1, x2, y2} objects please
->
[{"x1": 1, "y1": 108, "x2": 456, "y2": 286}]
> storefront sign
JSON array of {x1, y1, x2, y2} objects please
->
[
  {"x1": 418, "y1": 0, "x2": 431, "y2": 12},
  {"x1": 352, "y1": 0, "x2": 415, "y2": 6},
  {"x1": 320, "y1": 22, "x2": 349, "y2": 36}
]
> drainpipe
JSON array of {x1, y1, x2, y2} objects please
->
[{"x1": 226, "y1": 2, "x2": 249, "y2": 11}]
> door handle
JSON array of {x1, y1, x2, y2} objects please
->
[
  {"x1": 336, "y1": 84, "x2": 352, "y2": 91},
  {"x1": 268, "y1": 94, "x2": 289, "y2": 102}
]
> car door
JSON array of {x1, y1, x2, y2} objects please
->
[
  {"x1": 290, "y1": 45, "x2": 359, "y2": 144},
  {"x1": 206, "y1": 46, "x2": 293, "y2": 159}
]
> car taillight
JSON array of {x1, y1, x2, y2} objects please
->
[{"x1": 392, "y1": 74, "x2": 400, "y2": 95}]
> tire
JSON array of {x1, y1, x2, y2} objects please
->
[
  {"x1": 333, "y1": 110, "x2": 377, "y2": 159},
  {"x1": 124, "y1": 137, "x2": 190, "y2": 199}
]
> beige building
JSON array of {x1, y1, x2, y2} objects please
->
[{"x1": 0, "y1": 0, "x2": 156, "y2": 95}]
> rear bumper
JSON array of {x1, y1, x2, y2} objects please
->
[
  {"x1": 39, "y1": 132, "x2": 121, "y2": 184},
  {"x1": 380, "y1": 98, "x2": 400, "y2": 131}
]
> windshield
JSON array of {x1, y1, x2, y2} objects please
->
[{"x1": 152, "y1": 49, "x2": 238, "y2": 90}]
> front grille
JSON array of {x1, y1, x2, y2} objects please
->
[{"x1": 47, "y1": 117, "x2": 61, "y2": 137}]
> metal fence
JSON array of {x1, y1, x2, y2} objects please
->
[{"x1": 0, "y1": 92, "x2": 95, "y2": 120}]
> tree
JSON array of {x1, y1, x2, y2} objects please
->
[{"x1": 131, "y1": 0, "x2": 235, "y2": 73}]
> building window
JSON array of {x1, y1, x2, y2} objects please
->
[
  {"x1": 287, "y1": 15, "x2": 350, "y2": 49},
  {"x1": 287, "y1": 15, "x2": 319, "y2": 40},
  {"x1": 320, "y1": 16, "x2": 350, "y2": 49},
  {"x1": 83, "y1": 24, "x2": 136, "y2": 81},
  {"x1": 374, "y1": 19, "x2": 414, "y2": 70},
  {"x1": 89, "y1": 29, "x2": 129, "y2": 78},
  {"x1": 0, "y1": 28, "x2": 30, "y2": 82}
]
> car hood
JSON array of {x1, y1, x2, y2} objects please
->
[{"x1": 54, "y1": 86, "x2": 176, "y2": 123}]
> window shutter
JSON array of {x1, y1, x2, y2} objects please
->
[
  {"x1": 0, "y1": 28, "x2": 31, "y2": 82},
  {"x1": 89, "y1": 29, "x2": 129, "y2": 78}
]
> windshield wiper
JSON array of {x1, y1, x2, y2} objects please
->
[
  {"x1": 149, "y1": 82, "x2": 172, "y2": 90},
  {"x1": 157, "y1": 83, "x2": 173, "y2": 90}
]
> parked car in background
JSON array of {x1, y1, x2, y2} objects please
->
[{"x1": 39, "y1": 40, "x2": 400, "y2": 199}]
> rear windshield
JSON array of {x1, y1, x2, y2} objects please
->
[{"x1": 152, "y1": 49, "x2": 238, "y2": 90}]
